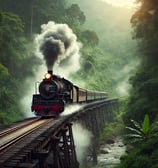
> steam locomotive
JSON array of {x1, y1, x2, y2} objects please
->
[{"x1": 31, "y1": 71, "x2": 108, "y2": 117}]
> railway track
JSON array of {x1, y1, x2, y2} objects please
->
[
  {"x1": 0, "y1": 99, "x2": 118, "y2": 168},
  {"x1": 0, "y1": 118, "x2": 54, "y2": 155},
  {"x1": 0, "y1": 118, "x2": 39, "y2": 138}
]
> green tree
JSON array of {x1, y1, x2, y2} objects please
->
[
  {"x1": 81, "y1": 30, "x2": 99, "y2": 46},
  {"x1": 123, "y1": 0, "x2": 158, "y2": 125},
  {"x1": 0, "y1": 0, "x2": 67, "y2": 35},
  {"x1": 0, "y1": 10, "x2": 39, "y2": 126},
  {"x1": 118, "y1": 1, "x2": 158, "y2": 167},
  {"x1": 66, "y1": 4, "x2": 85, "y2": 25}
]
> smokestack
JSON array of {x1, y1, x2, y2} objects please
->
[{"x1": 48, "y1": 70, "x2": 53, "y2": 75}]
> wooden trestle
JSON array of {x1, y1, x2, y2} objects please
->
[{"x1": 0, "y1": 98, "x2": 118, "y2": 168}]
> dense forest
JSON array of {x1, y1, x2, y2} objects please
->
[
  {"x1": 115, "y1": 0, "x2": 158, "y2": 167},
  {"x1": 1, "y1": 0, "x2": 158, "y2": 167},
  {"x1": 0, "y1": 0, "x2": 90, "y2": 125},
  {"x1": 67, "y1": 0, "x2": 138, "y2": 96},
  {"x1": 0, "y1": 0, "x2": 136, "y2": 125}
]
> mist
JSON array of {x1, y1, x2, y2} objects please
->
[
  {"x1": 72, "y1": 122, "x2": 93, "y2": 166},
  {"x1": 66, "y1": 0, "x2": 139, "y2": 97},
  {"x1": 60, "y1": 104, "x2": 84, "y2": 116},
  {"x1": 20, "y1": 65, "x2": 47, "y2": 117},
  {"x1": 114, "y1": 59, "x2": 140, "y2": 97}
]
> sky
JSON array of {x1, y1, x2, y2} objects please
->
[{"x1": 102, "y1": 0, "x2": 137, "y2": 8}]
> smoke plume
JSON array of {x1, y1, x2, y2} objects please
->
[{"x1": 35, "y1": 21, "x2": 81, "y2": 71}]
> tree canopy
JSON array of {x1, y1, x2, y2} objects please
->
[
  {"x1": 123, "y1": 0, "x2": 158, "y2": 126},
  {"x1": 0, "y1": 0, "x2": 139, "y2": 126}
]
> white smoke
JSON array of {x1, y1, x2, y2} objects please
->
[
  {"x1": 20, "y1": 65, "x2": 47, "y2": 117},
  {"x1": 73, "y1": 123, "x2": 93, "y2": 165},
  {"x1": 60, "y1": 104, "x2": 84, "y2": 116}
]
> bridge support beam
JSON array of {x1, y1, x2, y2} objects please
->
[
  {"x1": 18, "y1": 123, "x2": 79, "y2": 168},
  {"x1": 76, "y1": 99, "x2": 118, "y2": 166},
  {"x1": 51, "y1": 123, "x2": 79, "y2": 168}
]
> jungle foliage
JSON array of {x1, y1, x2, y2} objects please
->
[
  {"x1": 0, "y1": 10, "x2": 38, "y2": 126},
  {"x1": 115, "y1": 117, "x2": 158, "y2": 168},
  {"x1": 0, "y1": 0, "x2": 136, "y2": 126},
  {"x1": 123, "y1": 0, "x2": 158, "y2": 125},
  {"x1": 0, "y1": 0, "x2": 88, "y2": 125},
  {"x1": 1, "y1": 0, "x2": 158, "y2": 166},
  {"x1": 115, "y1": 0, "x2": 158, "y2": 167},
  {"x1": 67, "y1": 0, "x2": 138, "y2": 95}
]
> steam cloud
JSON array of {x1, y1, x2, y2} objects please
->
[
  {"x1": 35, "y1": 21, "x2": 81, "y2": 71},
  {"x1": 73, "y1": 123, "x2": 93, "y2": 165},
  {"x1": 60, "y1": 104, "x2": 83, "y2": 116}
]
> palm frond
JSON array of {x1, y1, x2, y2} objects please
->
[
  {"x1": 131, "y1": 119, "x2": 141, "y2": 130},
  {"x1": 125, "y1": 126, "x2": 143, "y2": 135},
  {"x1": 124, "y1": 134, "x2": 142, "y2": 138}
]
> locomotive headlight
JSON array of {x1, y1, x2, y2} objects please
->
[{"x1": 45, "y1": 73, "x2": 52, "y2": 79}]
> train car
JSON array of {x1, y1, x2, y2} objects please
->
[
  {"x1": 78, "y1": 88, "x2": 87, "y2": 102},
  {"x1": 86, "y1": 90, "x2": 108, "y2": 101},
  {"x1": 94, "y1": 91, "x2": 108, "y2": 100},
  {"x1": 31, "y1": 71, "x2": 108, "y2": 117}
]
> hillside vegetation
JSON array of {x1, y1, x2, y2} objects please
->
[
  {"x1": 67, "y1": 0, "x2": 138, "y2": 96},
  {"x1": 115, "y1": 0, "x2": 158, "y2": 167},
  {"x1": 0, "y1": 0, "x2": 137, "y2": 126},
  {"x1": 1, "y1": 0, "x2": 158, "y2": 167}
]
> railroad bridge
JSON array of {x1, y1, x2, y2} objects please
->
[{"x1": 0, "y1": 98, "x2": 118, "y2": 168}]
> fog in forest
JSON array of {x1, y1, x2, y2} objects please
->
[{"x1": 66, "y1": 0, "x2": 139, "y2": 96}]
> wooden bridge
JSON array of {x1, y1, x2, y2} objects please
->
[{"x1": 0, "y1": 98, "x2": 118, "y2": 168}]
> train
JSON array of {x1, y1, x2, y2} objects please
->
[{"x1": 31, "y1": 70, "x2": 108, "y2": 117}]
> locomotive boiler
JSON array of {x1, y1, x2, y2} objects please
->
[{"x1": 31, "y1": 70, "x2": 108, "y2": 117}]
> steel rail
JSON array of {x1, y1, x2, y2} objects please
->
[
  {"x1": 0, "y1": 118, "x2": 40, "y2": 138},
  {"x1": 0, "y1": 118, "x2": 53, "y2": 154}
]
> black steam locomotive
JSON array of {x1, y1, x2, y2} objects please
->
[{"x1": 31, "y1": 71, "x2": 108, "y2": 117}]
